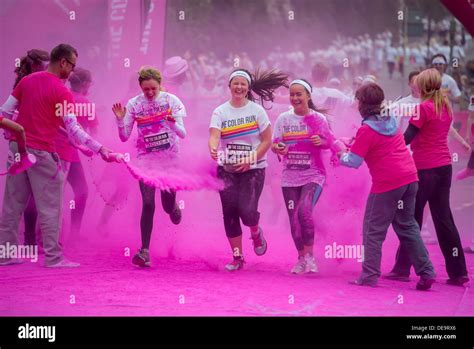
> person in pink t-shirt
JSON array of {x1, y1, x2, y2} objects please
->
[
  {"x1": 0, "y1": 44, "x2": 116, "y2": 268},
  {"x1": 388, "y1": 69, "x2": 469, "y2": 287},
  {"x1": 55, "y1": 67, "x2": 96, "y2": 246},
  {"x1": 338, "y1": 82, "x2": 435, "y2": 290}
]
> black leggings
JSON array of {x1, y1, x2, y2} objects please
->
[
  {"x1": 392, "y1": 165, "x2": 467, "y2": 278},
  {"x1": 282, "y1": 183, "x2": 322, "y2": 251},
  {"x1": 217, "y1": 167, "x2": 265, "y2": 238},
  {"x1": 139, "y1": 180, "x2": 177, "y2": 249}
]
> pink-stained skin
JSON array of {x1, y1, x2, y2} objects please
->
[{"x1": 0, "y1": 1, "x2": 472, "y2": 317}]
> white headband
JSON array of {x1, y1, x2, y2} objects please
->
[
  {"x1": 290, "y1": 79, "x2": 312, "y2": 93},
  {"x1": 432, "y1": 57, "x2": 446, "y2": 65},
  {"x1": 229, "y1": 71, "x2": 251, "y2": 84}
]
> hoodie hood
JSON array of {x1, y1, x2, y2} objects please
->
[{"x1": 362, "y1": 115, "x2": 398, "y2": 136}]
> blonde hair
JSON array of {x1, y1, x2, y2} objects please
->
[
  {"x1": 138, "y1": 66, "x2": 162, "y2": 85},
  {"x1": 415, "y1": 68, "x2": 452, "y2": 117}
]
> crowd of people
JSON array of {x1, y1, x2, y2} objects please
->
[{"x1": 0, "y1": 16, "x2": 473, "y2": 291}]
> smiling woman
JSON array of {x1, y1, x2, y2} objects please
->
[
  {"x1": 271, "y1": 78, "x2": 335, "y2": 274},
  {"x1": 112, "y1": 65, "x2": 187, "y2": 268},
  {"x1": 208, "y1": 68, "x2": 288, "y2": 271}
]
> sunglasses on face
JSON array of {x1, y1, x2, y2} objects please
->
[{"x1": 64, "y1": 58, "x2": 76, "y2": 70}]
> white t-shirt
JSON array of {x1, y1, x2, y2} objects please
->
[
  {"x1": 312, "y1": 87, "x2": 353, "y2": 110},
  {"x1": 386, "y1": 47, "x2": 397, "y2": 62},
  {"x1": 118, "y1": 92, "x2": 186, "y2": 157},
  {"x1": 210, "y1": 100, "x2": 271, "y2": 169},
  {"x1": 273, "y1": 110, "x2": 332, "y2": 187},
  {"x1": 411, "y1": 47, "x2": 424, "y2": 64},
  {"x1": 441, "y1": 73, "x2": 461, "y2": 99},
  {"x1": 438, "y1": 46, "x2": 451, "y2": 60},
  {"x1": 389, "y1": 94, "x2": 420, "y2": 130},
  {"x1": 452, "y1": 45, "x2": 465, "y2": 60}
]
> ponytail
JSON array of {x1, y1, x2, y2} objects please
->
[
  {"x1": 416, "y1": 68, "x2": 452, "y2": 117},
  {"x1": 230, "y1": 68, "x2": 289, "y2": 109},
  {"x1": 13, "y1": 49, "x2": 50, "y2": 88}
]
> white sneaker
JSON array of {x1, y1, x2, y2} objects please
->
[
  {"x1": 291, "y1": 257, "x2": 306, "y2": 274},
  {"x1": 304, "y1": 253, "x2": 318, "y2": 273},
  {"x1": 0, "y1": 258, "x2": 23, "y2": 266},
  {"x1": 46, "y1": 258, "x2": 80, "y2": 268}
]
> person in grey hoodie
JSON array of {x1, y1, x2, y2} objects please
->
[{"x1": 337, "y1": 82, "x2": 436, "y2": 290}]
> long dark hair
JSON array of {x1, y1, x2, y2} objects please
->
[
  {"x1": 229, "y1": 68, "x2": 289, "y2": 109},
  {"x1": 14, "y1": 49, "x2": 50, "y2": 88}
]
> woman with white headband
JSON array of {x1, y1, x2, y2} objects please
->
[
  {"x1": 272, "y1": 78, "x2": 336, "y2": 274},
  {"x1": 208, "y1": 68, "x2": 288, "y2": 271}
]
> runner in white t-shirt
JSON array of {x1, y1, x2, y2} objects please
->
[
  {"x1": 112, "y1": 67, "x2": 187, "y2": 268},
  {"x1": 310, "y1": 63, "x2": 354, "y2": 128},
  {"x1": 209, "y1": 68, "x2": 288, "y2": 271},
  {"x1": 386, "y1": 43, "x2": 398, "y2": 79},
  {"x1": 388, "y1": 71, "x2": 422, "y2": 130},
  {"x1": 431, "y1": 54, "x2": 462, "y2": 104},
  {"x1": 272, "y1": 78, "x2": 337, "y2": 274}
]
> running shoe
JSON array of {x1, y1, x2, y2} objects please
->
[
  {"x1": 170, "y1": 204, "x2": 182, "y2": 225},
  {"x1": 0, "y1": 258, "x2": 23, "y2": 266},
  {"x1": 132, "y1": 248, "x2": 151, "y2": 267},
  {"x1": 46, "y1": 258, "x2": 80, "y2": 268},
  {"x1": 304, "y1": 253, "x2": 318, "y2": 273},
  {"x1": 250, "y1": 227, "x2": 267, "y2": 256},
  {"x1": 446, "y1": 275, "x2": 469, "y2": 287},
  {"x1": 291, "y1": 256, "x2": 306, "y2": 274},
  {"x1": 416, "y1": 277, "x2": 435, "y2": 291},
  {"x1": 225, "y1": 256, "x2": 244, "y2": 271}
]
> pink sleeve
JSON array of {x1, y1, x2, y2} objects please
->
[
  {"x1": 409, "y1": 102, "x2": 426, "y2": 129},
  {"x1": 63, "y1": 114, "x2": 103, "y2": 153},
  {"x1": 319, "y1": 116, "x2": 336, "y2": 145},
  {"x1": 350, "y1": 125, "x2": 373, "y2": 159},
  {"x1": 12, "y1": 80, "x2": 23, "y2": 101}
]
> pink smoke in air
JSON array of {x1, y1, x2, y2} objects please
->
[
  {"x1": 124, "y1": 160, "x2": 223, "y2": 192},
  {"x1": 0, "y1": 0, "x2": 470, "y2": 277}
]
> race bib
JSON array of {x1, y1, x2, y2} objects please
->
[
  {"x1": 286, "y1": 151, "x2": 311, "y2": 170},
  {"x1": 225, "y1": 143, "x2": 252, "y2": 165},
  {"x1": 144, "y1": 132, "x2": 170, "y2": 152}
]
